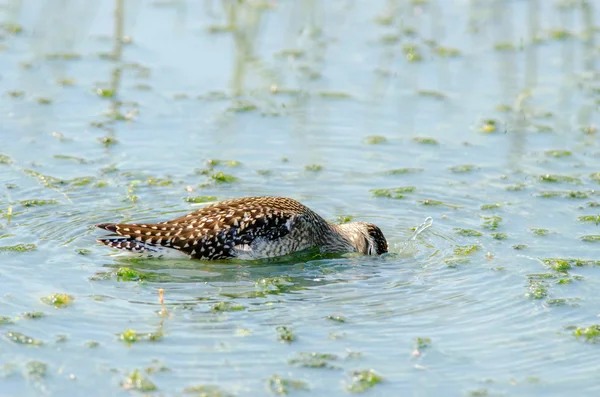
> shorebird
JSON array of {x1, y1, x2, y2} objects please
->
[{"x1": 96, "y1": 196, "x2": 388, "y2": 260}]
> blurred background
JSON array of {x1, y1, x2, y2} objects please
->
[{"x1": 0, "y1": 0, "x2": 599, "y2": 396}]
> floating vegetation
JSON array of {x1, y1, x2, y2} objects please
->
[
  {"x1": 25, "y1": 361, "x2": 47, "y2": 380},
  {"x1": 116, "y1": 267, "x2": 146, "y2": 282},
  {"x1": 506, "y1": 183, "x2": 526, "y2": 191},
  {"x1": 7, "y1": 90, "x2": 24, "y2": 98},
  {"x1": 122, "y1": 369, "x2": 157, "y2": 392},
  {"x1": 118, "y1": 329, "x2": 163, "y2": 345},
  {"x1": 480, "y1": 119, "x2": 498, "y2": 133},
  {"x1": 493, "y1": 42, "x2": 515, "y2": 51},
  {"x1": 449, "y1": 164, "x2": 477, "y2": 173},
  {"x1": 183, "y1": 384, "x2": 234, "y2": 397},
  {"x1": 210, "y1": 302, "x2": 246, "y2": 312},
  {"x1": 227, "y1": 100, "x2": 257, "y2": 112},
  {"x1": 327, "y1": 315, "x2": 346, "y2": 323},
  {"x1": 453, "y1": 228, "x2": 482, "y2": 237},
  {"x1": 4, "y1": 331, "x2": 42, "y2": 345},
  {"x1": 267, "y1": 375, "x2": 309, "y2": 396},
  {"x1": 336, "y1": 215, "x2": 354, "y2": 224},
  {"x1": 41, "y1": 293, "x2": 73, "y2": 308},
  {"x1": 453, "y1": 245, "x2": 480, "y2": 256},
  {"x1": 22, "y1": 312, "x2": 45, "y2": 320},
  {"x1": 538, "y1": 174, "x2": 581, "y2": 184},
  {"x1": 210, "y1": 172, "x2": 238, "y2": 183},
  {"x1": 538, "y1": 191, "x2": 588, "y2": 199},
  {"x1": 581, "y1": 235, "x2": 600, "y2": 243},
  {"x1": 445, "y1": 258, "x2": 470, "y2": 268},
  {"x1": 85, "y1": 341, "x2": 100, "y2": 348},
  {"x1": 513, "y1": 244, "x2": 527, "y2": 250},
  {"x1": 19, "y1": 199, "x2": 59, "y2": 207},
  {"x1": 370, "y1": 187, "x2": 415, "y2": 199},
  {"x1": 45, "y1": 52, "x2": 81, "y2": 60},
  {"x1": 37, "y1": 97, "x2": 53, "y2": 105},
  {"x1": 318, "y1": 91, "x2": 352, "y2": 99},
  {"x1": 417, "y1": 90, "x2": 447, "y2": 100},
  {"x1": 288, "y1": 352, "x2": 338, "y2": 369},
  {"x1": 545, "y1": 150, "x2": 572, "y2": 158},
  {"x1": 481, "y1": 203, "x2": 502, "y2": 210},
  {"x1": 304, "y1": 164, "x2": 324, "y2": 172},
  {"x1": 1, "y1": 22, "x2": 23, "y2": 34},
  {"x1": 573, "y1": 325, "x2": 600, "y2": 343},
  {"x1": 481, "y1": 215, "x2": 502, "y2": 230},
  {"x1": 276, "y1": 326, "x2": 295, "y2": 343},
  {"x1": 385, "y1": 168, "x2": 424, "y2": 175},
  {"x1": 53, "y1": 154, "x2": 87, "y2": 163},
  {"x1": 185, "y1": 196, "x2": 217, "y2": 204},
  {"x1": 530, "y1": 228, "x2": 550, "y2": 236},
  {"x1": 490, "y1": 233, "x2": 508, "y2": 240},
  {"x1": 413, "y1": 137, "x2": 439, "y2": 145},
  {"x1": 0, "y1": 243, "x2": 36, "y2": 252},
  {"x1": 98, "y1": 136, "x2": 119, "y2": 147},
  {"x1": 346, "y1": 369, "x2": 383, "y2": 393},
  {"x1": 365, "y1": 135, "x2": 387, "y2": 144},
  {"x1": 590, "y1": 172, "x2": 600, "y2": 183},
  {"x1": 414, "y1": 337, "x2": 432, "y2": 350},
  {"x1": 578, "y1": 215, "x2": 600, "y2": 225},
  {"x1": 402, "y1": 43, "x2": 422, "y2": 62},
  {"x1": 0, "y1": 154, "x2": 12, "y2": 164},
  {"x1": 527, "y1": 280, "x2": 548, "y2": 299},
  {"x1": 0, "y1": 316, "x2": 14, "y2": 325}
]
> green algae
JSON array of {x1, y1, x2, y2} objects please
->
[
  {"x1": 288, "y1": 352, "x2": 338, "y2": 368},
  {"x1": 454, "y1": 245, "x2": 480, "y2": 256},
  {"x1": 336, "y1": 215, "x2": 354, "y2": 224},
  {"x1": 506, "y1": 183, "x2": 526, "y2": 191},
  {"x1": 538, "y1": 174, "x2": 581, "y2": 184},
  {"x1": 481, "y1": 203, "x2": 502, "y2": 210},
  {"x1": 402, "y1": 43, "x2": 422, "y2": 62},
  {"x1": 490, "y1": 233, "x2": 508, "y2": 240},
  {"x1": 85, "y1": 341, "x2": 100, "y2": 348},
  {"x1": 267, "y1": 375, "x2": 309, "y2": 396},
  {"x1": 578, "y1": 215, "x2": 600, "y2": 225},
  {"x1": 413, "y1": 137, "x2": 439, "y2": 145},
  {"x1": 453, "y1": 228, "x2": 482, "y2": 237},
  {"x1": 0, "y1": 316, "x2": 14, "y2": 325},
  {"x1": 118, "y1": 329, "x2": 163, "y2": 345},
  {"x1": 346, "y1": 369, "x2": 383, "y2": 393},
  {"x1": 527, "y1": 280, "x2": 548, "y2": 299},
  {"x1": 590, "y1": 172, "x2": 600, "y2": 183},
  {"x1": 327, "y1": 315, "x2": 346, "y2": 323},
  {"x1": 147, "y1": 177, "x2": 173, "y2": 186},
  {"x1": 37, "y1": 97, "x2": 52, "y2": 105},
  {"x1": 370, "y1": 187, "x2": 415, "y2": 199},
  {"x1": 493, "y1": 42, "x2": 515, "y2": 51},
  {"x1": 512, "y1": 244, "x2": 527, "y2": 250},
  {"x1": 420, "y1": 199, "x2": 460, "y2": 208},
  {"x1": 122, "y1": 369, "x2": 156, "y2": 392},
  {"x1": 210, "y1": 171, "x2": 238, "y2": 183},
  {"x1": 481, "y1": 216, "x2": 502, "y2": 230},
  {"x1": 227, "y1": 100, "x2": 257, "y2": 112},
  {"x1": 1, "y1": 22, "x2": 23, "y2": 34},
  {"x1": 538, "y1": 191, "x2": 588, "y2": 199},
  {"x1": 98, "y1": 136, "x2": 119, "y2": 147},
  {"x1": 22, "y1": 312, "x2": 45, "y2": 320},
  {"x1": 7, "y1": 90, "x2": 24, "y2": 98},
  {"x1": 417, "y1": 90, "x2": 447, "y2": 99},
  {"x1": 415, "y1": 337, "x2": 432, "y2": 349},
  {"x1": 276, "y1": 326, "x2": 295, "y2": 343},
  {"x1": 581, "y1": 235, "x2": 600, "y2": 242},
  {"x1": 530, "y1": 228, "x2": 550, "y2": 236},
  {"x1": 53, "y1": 154, "x2": 87, "y2": 163},
  {"x1": 0, "y1": 243, "x2": 36, "y2": 252},
  {"x1": 185, "y1": 196, "x2": 217, "y2": 204},
  {"x1": 26, "y1": 361, "x2": 47, "y2": 380},
  {"x1": 304, "y1": 164, "x2": 324, "y2": 172},
  {"x1": 445, "y1": 258, "x2": 471, "y2": 268},
  {"x1": 385, "y1": 168, "x2": 424, "y2": 175},
  {"x1": 480, "y1": 119, "x2": 499, "y2": 133},
  {"x1": 318, "y1": 91, "x2": 353, "y2": 99},
  {"x1": 0, "y1": 154, "x2": 12, "y2": 164},
  {"x1": 573, "y1": 325, "x2": 600, "y2": 343},
  {"x1": 183, "y1": 384, "x2": 234, "y2": 397},
  {"x1": 41, "y1": 293, "x2": 73, "y2": 308},
  {"x1": 469, "y1": 389, "x2": 489, "y2": 397},
  {"x1": 545, "y1": 150, "x2": 572, "y2": 158},
  {"x1": 449, "y1": 164, "x2": 477, "y2": 173},
  {"x1": 76, "y1": 248, "x2": 91, "y2": 255},
  {"x1": 210, "y1": 302, "x2": 246, "y2": 312},
  {"x1": 116, "y1": 267, "x2": 146, "y2": 282},
  {"x1": 4, "y1": 331, "x2": 42, "y2": 346},
  {"x1": 19, "y1": 199, "x2": 59, "y2": 207},
  {"x1": 365, "y1": 135, "x2": 387, "y2": 144}
]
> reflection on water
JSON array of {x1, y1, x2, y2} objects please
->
[{"x1": 0, "y1": 0, "x2": 599, "y2": 396}]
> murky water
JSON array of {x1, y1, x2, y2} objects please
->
[{"x1": 1, "y1": 0, "x2": 600, "y2": 395}]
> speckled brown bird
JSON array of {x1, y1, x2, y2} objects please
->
[{"x1": 96, "y1": 196, "x2": 388, "y2": 260}]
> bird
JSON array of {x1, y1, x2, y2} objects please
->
[{"x1": 95, "y1": 196, "x2": 388, "y2": 260}]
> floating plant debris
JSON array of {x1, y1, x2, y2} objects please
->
[
  {"x1": 122, "y1": 369, "x2": 156, "y2": 392},
  {"x1": 370, "y1": 187, "x2": 415, "y2": 199},
  {"x1": 288, "y1": 352, "x2": 339, "y2": 369},
  {"x1": 41, "y1": 293, "x2": 73, "y2": 308},
  {"x1": 210, "y1": 302, "x2": 246, "y2": 312},
  {"x1": 276, "y1": 326, "x2": 295, "y2": 343},
  {"x1": 267, "y1": 375, "x2": 309, "y2": 396},
  {"x1": 346, "y1": 369, "x2": 383, "y2": 393},
  {"x1": 573, "y1": 325, "x2": 600, "y2": 343},
  {"x1": 365, "y1": 135, "x2": 387, "y2": 144}
]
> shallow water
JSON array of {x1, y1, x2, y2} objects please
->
[{"x1": 1, "y1": 0, "x2": 600, "y2": 395}]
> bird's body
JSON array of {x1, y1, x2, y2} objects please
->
[{"x1": 96, "y1": 196, "x2": 388, "y2": 260}]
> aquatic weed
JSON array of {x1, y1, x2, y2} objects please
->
[
  {"x1": 116, "y1": 267, "x2": 146, "y2": 282},
  {"x1": 0, "y1": 316, "x2": 14, "y2": 325},
  {"x1": 210, "y1": 302, "x2": 246, "y2": 312},
  {"x1": 527, "y1": 280, "x2": 548, "y2": 299},
  {"x1": 454, "y1": 228, "x2": 482, "y2": 237},
  {"x1": 506, "y1": 183, "x2": 526, "y2": 191},
  {"x1": 25, "y1": 361, "x2": 47, "y2": 380},
  {"x1": 449, "y1": 164, "x2": 478, "y2": 173},
  {"x1": 490, "y1": 233, "x2": 508, "y2": 240},
  {"x1": 481, "y1": 216, "x2": 502, "y2": 230},
  {"x1": 326, "y1": 315, "x2": 346, "y2": 323},
  {"x1": 370, "y1": 187, "x2": 415, "y2": 199},
  {"x1": 573, "y1": 325, "x2": 600, "y2": 343},
  {"x1": 530, "y1": 228, "x2": 550, "y2": 236},
  {"x1": 480, "y1": 119, "x2": 498, "y2": 133},
  {"x1": 481, "y1": 203, "x2": 502, "y2": 210},
  {"x1": 267, "y1": 375, "x2": 309, "y2": 396},
  {"x1": 512, "y1": 244, "x2": 527, "y2": 250},
  {"x1": 118, "y1": 329, "x2": 163, "y2": 345},
  {"x1": 0, "y1": 154, "x2": 12, "y2": 164},
  {"x1": 304, "y1": 164, "x2": 323, "y2": 172},
  {"x1": 21, "y1": 312, "x2": 45, "y2": 320},
  {"x1": 185, "y1": 196, "x2": 217, "y2": 204},
  {"x1": 538, "y1": 174, "x2": 581, "y2": 184},
  {"x1": 346, "y1": 369, "x2": 383, "y2": 393},
  {"x1": 19, "y1": 199, "x2": 59, "y2": 207},
  {"x1": 4, "y1": 331, "x2": 43, "y2": 345},
  {"x1": 122, "y1": 369, "x2": 156, "y2": 392},
  {"x1": 545, "y1": 150, "x2": 572, "y2": 158},
  {"x1": 365, "y1": 135, "x2": 387, "y2": 144},
  {"x1": 0, "y1": 243, "x2": 36, "y2": 252},
  {"x1": 276, "y1": 326, "x2": 295, "y2": 343},
  {"x1": 414, "y1": 337, "x2": 432, "y2": 349},
  {"x1": 413, "y1": 137, "x2": 439, "y2": 145},
  {"x1": 386, "y1": 168, "x2": 424, "y2": 175},
  {"x1": 578, "y1": 215, "x2": 600, "y2": 225},
  {"x1": 581, "y1": 235, "x2": 600, "y2": 242},
  {"x1": 453, "y1": 245, "x2": 480, "y2": 256},
  {"x1": 41, "y1": 293, "x2": 73, "y2": 308},
  {"x1": 288, "y1": 352, "x2": 339, "y2": 368}
]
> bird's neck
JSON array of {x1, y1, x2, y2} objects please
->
[{"x1": 320, "y1": 223, "x2": 363, "y2": 253}]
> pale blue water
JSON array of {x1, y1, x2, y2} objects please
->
[{"x1": 1, "y1": 0, "x2": 600, "y2": 396}]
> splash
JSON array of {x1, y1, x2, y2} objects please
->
[{"x1": 398, "y1": 217, "x2": 433, "y2": 256}]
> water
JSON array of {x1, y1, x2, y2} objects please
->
[{"x1": 1, "y1": 0, "x2": 599, "y2": 395}]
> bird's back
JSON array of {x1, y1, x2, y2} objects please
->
[{"x1": 96, "y1": 196, "x2": 326, "y2": 259}]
